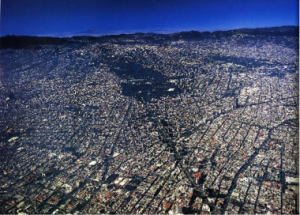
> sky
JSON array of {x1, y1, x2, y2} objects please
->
[{"x1": 0, "y1": 0, "x2": 299, "y2": 37}]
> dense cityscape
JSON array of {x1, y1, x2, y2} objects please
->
[{"x1": 0, "y1": 27, "x2": 299, "y2": 214}]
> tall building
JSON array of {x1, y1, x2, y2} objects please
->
[{"x1": 176, "y1": 205, "x2": 183, "y2": 214}]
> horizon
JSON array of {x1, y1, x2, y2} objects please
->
[
  {"x1": 1, "y1": 0, "x2": 299, "y2": 37},
  {"x1": 1, "y1": 25, "x2": 299, "y2": 38}
]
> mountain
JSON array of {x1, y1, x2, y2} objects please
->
[
  {"x1": 0, "y1": 35, "x2": 72, "y2": 49},
  {"x1": 0, "y1": 26, "x2": 298, "y2": 49}
]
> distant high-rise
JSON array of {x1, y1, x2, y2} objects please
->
[{"x1": 176, "y1": 205, "x2": 183, "y2": 214}]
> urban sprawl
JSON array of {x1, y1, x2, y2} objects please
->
[{"x1": 0, "y1": 29, "x2": 298, "y2": 214}]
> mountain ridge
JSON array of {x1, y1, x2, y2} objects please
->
[{"x1": 0, "y1": 25, "x2": 298, "y2": 49}]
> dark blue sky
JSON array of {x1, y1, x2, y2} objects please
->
[{"x1": 1, "y1": 0, "x2": 299, "y2": 37}]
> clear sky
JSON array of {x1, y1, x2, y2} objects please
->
[{"x1": 1, "y1": 0, "x2": 299, "y2": 37}]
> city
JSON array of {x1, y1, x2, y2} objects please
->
[{"x1": 0, "y1": 27, "x2": 298, "y2": 214}]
